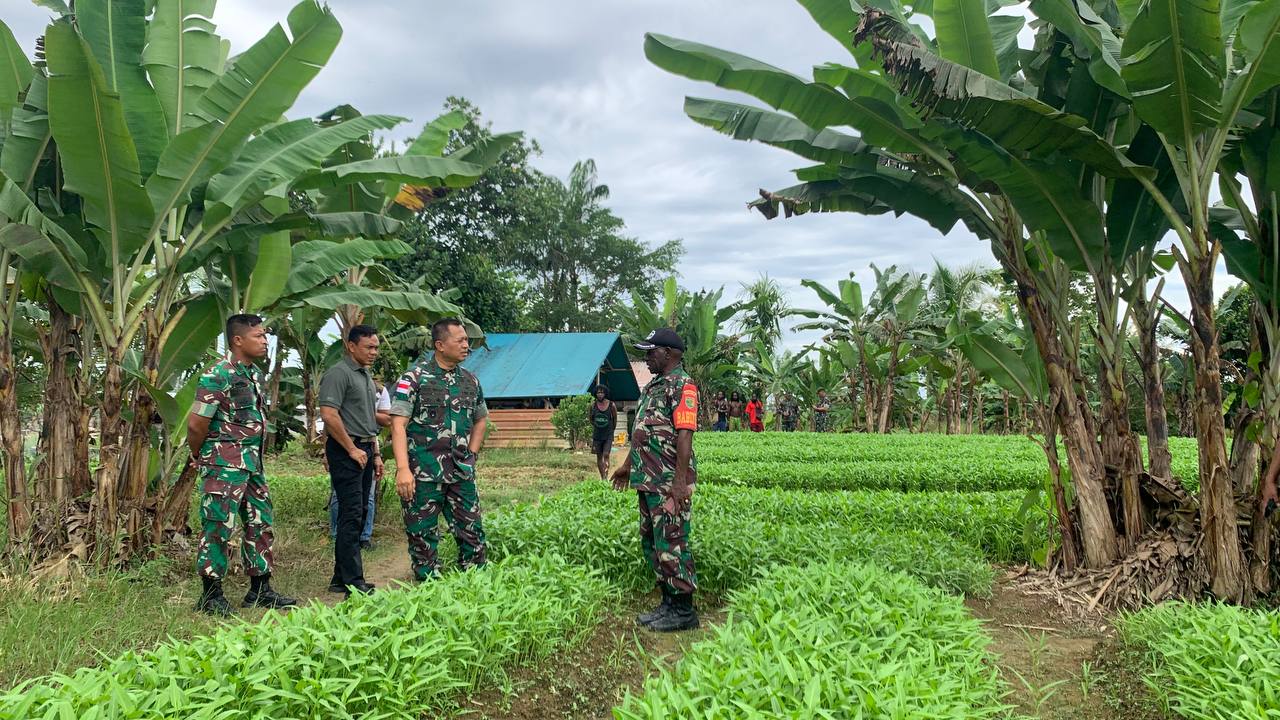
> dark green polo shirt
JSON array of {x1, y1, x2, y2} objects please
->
[{"x1": 318, "y1": 355, "x2": 379, "y2": 439}]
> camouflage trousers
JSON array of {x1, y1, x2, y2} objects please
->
[
  {"x1": 782, "y1": 417, "x2": 797, "y2": 432},
  {"x1": 814, "y1": 412, "x2": 830, "y2": 432},
  {"x1": 637, "y1": 490, "x2": 697, "y2": 594},
  {"x1": 402, "y1": 479, "x2": 486, "y2": 580},
  {"x1": 196, "y1": 466, "x2": 275, "y2": 580}
]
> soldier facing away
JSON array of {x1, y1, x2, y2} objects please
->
[
  {"x1": 611, "y1": 327, "x2": 700, "y2": 632},
  {"x1": 779, "y1": 392, "x2": 800, "y2": 432},
  {"x1": 187, "y1": 314, "x2": 297, "y2": 616},
  {"x1": 390, "y1": 318, "x2": 489, "y2": 580}
]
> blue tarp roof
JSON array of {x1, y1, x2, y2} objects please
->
[{"x1": 462, "y1": 333, "x2": 640, "y2": 401}]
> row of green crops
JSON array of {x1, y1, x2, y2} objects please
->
[
  {"x1": 614, "y1": 561, "x2": 1015, "y2": 719},
  {"x1": 488, "y1": 482, "x2": 1021, "y2": 596},
  {"x1": 694, "y1": 433, "x2": 1200, "y2": 492},
  {"x1": 1119, "y1": 602, "x2": 1280, "y2": 720},
  {"x1": 0, "y1": 555, "x2": 610, "y2": 720}
]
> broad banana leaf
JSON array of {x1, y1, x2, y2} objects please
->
[
  {"x1": 932, "y1": 0, "x2": 1000, "y2": 78},
  {"x1": 142, "y1": 0, "x2": 223, "y2": 136},
  {"x1": 855, "y1": 9, "x2": 1145, "y2": 178},
  {"x1": 295, "y1": 155, "x2": 486, "y2": 191},
  {"x1": 180, "y1": 210, "x2": 401, "y2": 272},
  {"x1": 0, "y1": 20, "x2": 32, "y2": 119},
  {"x1": 78, "y1": 0, "x2": 167, "y2": 176},
  {"x1": 0, "y1": 171, "x2": 90, "y2": 289},
  {"x1": 46, "y1": 19, "x2": 155, "y2": 260},
  {"x1": 1, "y1": 70, "x2": 51, "y2": 190},
  {"x1": 957, "y1": 329, "x2": 1047, "y2": 401},
  {"x1": 684, "y1": 97, "x2": 876, "y2": 167},
  {"x1": 282, "y1": 238, "x2": 413, "y2": 297},
  {"x1": 1222, "y1": 0, "x2": 1280, "y2": 123},
  {"x1": 1028, "y1": 0, "x2": 1125, "y2": 96},
  {"x1": 990, "y1": 15, "x2": 1024, "y2": 83},
  {"x1": 244, "y1": 231, "x2": 291, "y2": 312},
  {"x1": 404, "y1": 110, "x2": 466, "y2": 158},
  {"x1": 204, "y1": 113, "x2": 405, "y2": 225},
  {"x1": 644, "y1": 33, "x2": 956, "y2": 173},
  {"x1": 1120, "y1": 0, "x2": 1223, "y2": 138},
  {"x1": 146, "y1": 0, "x2": 342, "y2": 223},
  {"x1": 156, "y1": 293, "x2": 222, "y2": 382},
  {"x1": 291, "y1": 285, "x2": 464, "y2": 326}
]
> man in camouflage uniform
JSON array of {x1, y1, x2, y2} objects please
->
[
  {"x1": 186, "y1": 314, "x2": 297, "y2": 616},
  {"x1": 814, "y1": 388, "x2": 831, "y2": 432},
  {"x1": 611, "y1": 327, "x2": 700, "y2": 632},
  {"x1": 779, "y1": 392, "x2": 799, "y2": 432},
  {"x1": 390, "y1": 318, "x2": 489, "y2": 580}
]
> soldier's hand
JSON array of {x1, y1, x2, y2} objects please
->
[
  {"x1": 349, "y1": 446, "x2": 369, "y2": 468},
  {"x1": 395, "y1": 467, "x2": 414, "y2": 501},
  {"x1": 668, "y1": 481, "x2": 693, "y2": 506},
  {"x1": 1261, "y1": 481, "x2": 1279, "y2": 517}
]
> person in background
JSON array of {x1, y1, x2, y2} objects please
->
[
  {"x1": 327, "y1": 381, "x2": 391, "y2": 549},
  {"x1": 187, "y1": 314, "x2": 297, "y2": 616},
  {"x1": 727, "y1": 391, "x2": 745, "y2": 431},
  {"x1": 778, "y1": 392, "x2": 799, "y2": 432},
  {"x1": 590, "y1": 385, "x2": 618, "y2": 481},
  {"x1": 713, "y1": 390, "x2": 729, "y2": 432},
  {"x1": 745, "y1": 394, "x2": 765, "y2": 433},
  {"x1": 319, "y1": 324, "x2": 383, "y2": 598},
  {"x1": 814, "y1": 389, "x2": 832, "y2": 432}
]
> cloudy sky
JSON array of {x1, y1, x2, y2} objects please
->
[{"x1": 4, "y1": 0, "x2": 1231, "y2": 349}]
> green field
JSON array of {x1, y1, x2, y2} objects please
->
[{"x1": 0, "y1": 434, "x2": 1270, "y2": 719}]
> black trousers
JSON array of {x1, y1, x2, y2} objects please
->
[{"x1": 326, "y1": 437, "x2": 375, "y2": 587}]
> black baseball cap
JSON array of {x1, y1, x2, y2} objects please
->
[{"x1": 634, "y1": 328, "x2": 685, "y2": 352}]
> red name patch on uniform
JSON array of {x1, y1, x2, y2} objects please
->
[{"x1": 673, "y1": 383, "x2": 698, "y2": 430}]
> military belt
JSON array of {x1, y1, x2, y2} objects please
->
[{"x1": 352, "y1": 435, "x2": 378, "y2": 444}]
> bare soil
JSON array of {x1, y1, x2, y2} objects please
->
[{"x1": 966, "y1": 573, "x2": 1167, "y2": 720}]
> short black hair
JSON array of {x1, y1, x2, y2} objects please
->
[
  {"x1": 431, "y1": 318, "x2": 465, "y2": 345},
  {"x1": 226, "y1": 314, "x2": 263, "y2": 346},
  {"x1": 595, "y1": 385, "x2": 608, "y2": 395},
  {"x1": 347, "y1": 324, "x2": 378, "y2": 344}
]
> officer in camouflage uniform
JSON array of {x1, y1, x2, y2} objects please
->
[
  {"x1": 779, "y1": 392, "x2": 799, "y2": 432},
  {"x1": 390, "y1": 318, "x2": 489, "y2": 580},
  {"x1": 186, "y1": 314, "x2": 297, "y2": 616},
  {"x1": 611, "y1": 327, "x2": 700, "y2": 632}
]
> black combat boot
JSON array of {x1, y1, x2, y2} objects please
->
[
  {"x1": 636, "y1": 584, "x2": 672, "y2": 626},
  {"x1": 196, "y1": 577, "x2": 234, "y2": 617},
  {"x1": 647, "y1": 593, "x2": 699, "y2": 633},
  {"x1": 243, "y1": 574, "x2": 299, "y2": 609}
]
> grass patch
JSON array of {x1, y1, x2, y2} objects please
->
[
  {"x1": 614, "y1": 561, "x2": 1016, "y2": 719},
  {"x1": 1118, "y1": 601, "x2": 1280, "y2": 719}
]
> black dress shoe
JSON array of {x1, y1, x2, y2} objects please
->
[{"x1": 343, "y1": 582, "x2": 376, "y2": 598}]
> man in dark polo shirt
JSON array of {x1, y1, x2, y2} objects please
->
[{"x1": 319, "y1": 324, "x2": 382, "y2": 597}]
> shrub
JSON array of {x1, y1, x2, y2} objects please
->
[
  {"x1": 551, "y1": 394, "x2": 595, "y2": 450},
  {"x1": 614, "y1": 561, "x2": 1015, "y2": 719}
]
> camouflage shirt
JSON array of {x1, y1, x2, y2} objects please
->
[
  {"x1": 390, "y1": 355, "x2": 489, "y2": 484},
  {"x1": 629, "y1": 365, "x2": 698, "y2": 492},
  {"x1": 191, "y1": 359, "x2": 266, "y2": 472},
  {"x1": 779, "y1": 398, "x2": 799, "y2": 419}
]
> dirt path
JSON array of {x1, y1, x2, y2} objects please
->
[
  {"x1": 966, "y1": 575, "x2": 1116, "y2": 719},
  {"x1": 459, "y1": 590, "x2": 723, "y2": 720}
]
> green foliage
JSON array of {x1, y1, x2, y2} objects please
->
[
  {"x1": 488, "y1": 481, "x2": 999, "y2": 596},
  {"x1": 0, "y1": 555, "x2": 609, "y2": 719},
  {"x1": 696, "y1": 432, "x2": 1201, "y2": 493},
  {"x1": 614, "y1": 561, "x2": 1015, "y2": 719},
  {"x1": 1120, "y1": 601, "x2": 1280, "y2": 719},
  {"x1": 551, "y1": 394, "x2": 595, "y2": 449}
]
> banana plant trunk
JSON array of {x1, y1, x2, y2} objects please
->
[
  {"x1": 1182, "y1": 249, "x2": 1248, "y2": 601},
  {"x1": 93, "y1": 358, "x2": 126, "y2": 546},
  {"x1": 1133, "y1": 293, "x2": 1173, "y2": 479},
  {"x1": 268, "y1": 338, "x2": 286, "y2": 451},
  {"x1": 876, "y1": 345, "x2": 900, "y2": 433},
  {"x1": 303, "y1": 362, "x2": 318, "y2": 444},
  {"x1": 36, "y1": 297, "x2": 92, "y2": 502},
  {"x1": 0, "y1": 335, "x2": 31, "y2": 547},
  {"x1": 119, "y1": 318, "x2": 162, "y2": 555}
]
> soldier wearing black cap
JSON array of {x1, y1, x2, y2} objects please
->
[{"x1": 610, "y1": 327, "x2": 700, "y2": 632}]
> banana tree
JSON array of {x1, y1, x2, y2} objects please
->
[{"x1": 0, "y1": 0, "x2": 506, "y2": 562}]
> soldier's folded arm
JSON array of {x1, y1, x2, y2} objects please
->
[{"x1": 187, "y1": 368, "x2": 228, "y2": 458}]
